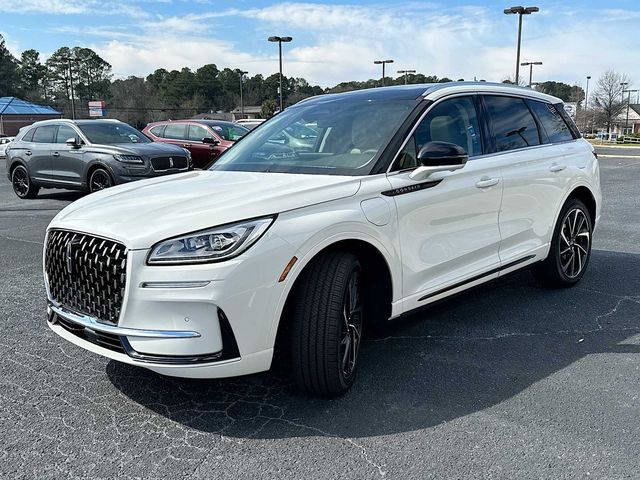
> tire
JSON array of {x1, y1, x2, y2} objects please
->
[
  {"x1": 89, "y1": 168, "x2": 113, "y2": 193},
  {"x1": 11, "y1": 165, "x2": 40, "y2": 199},
  {"x1": 532, "y1": 198, "x2": 593, "y2": 288},
  {"x1": 290, "y1": 252, "x2": 363, "y2": 397}
]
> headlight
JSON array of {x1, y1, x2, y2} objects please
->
[
  {"x1": 114, "y1": 154, "x2": 144, "y2": 164},
  {"x1": 147, "y1": 216, "x2": 275, "y2": 265}
]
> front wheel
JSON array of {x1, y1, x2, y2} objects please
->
[
  {"x1": 12, "y1": 165, "x2": 40, "y2": 199},
  {"x1": 533, "y1": 198, "x2": 593, "y2": 288},
  {"x1": 89, "y1": 168, "x2": 113, "y2": 193},
  {"x1": 290, "y1": 252, "x2": 363, "y2": 397}
]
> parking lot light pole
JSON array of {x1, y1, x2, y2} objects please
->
[
  {"x1": 504, "y1": 6, "x2": 539, "y2": 85},
  {"x1": 374, "y1": 60, "x2": 394, "y2": 87},
  {"x1": 623, "y1": 89, "x2": 638, "y2": 137},
  {"x1": 397, "y1": 69, "x2": 417, "y2": 85},
  {"x1": 585, "y1": 75, "x2": 591, "y2": 133},
  {"x1": 268, "y1": 36, "x2": 293, "y2": 113},
  {"x1": 520, "y1": 61, "x2": 542, "y2": 87},
  {"x1": 237, "y1": 70, "x2": 248, "y2": 120}
]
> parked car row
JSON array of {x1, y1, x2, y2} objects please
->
[{"x1": 5, "y1": 117, "x2": 253, "y2": 198}]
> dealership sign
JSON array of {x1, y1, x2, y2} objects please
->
[{"x1": 88, "y1": 101, "x2": 106, "y2": 117}]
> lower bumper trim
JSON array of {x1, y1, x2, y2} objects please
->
[{"x1": 48, "y1": 304, "x2": 201, "y2": 339}]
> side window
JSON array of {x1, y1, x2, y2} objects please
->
[
  {"x1": 484, "y1": 96, "x2": 541, "y2": 152},
  {"x1": 394, "y1": 96, "x2": 482, "y2": 170},
  {"x1": 528, "y1": 100, "x2": 574, "y2": 143},
  {"x1": 149, "y1": 125, "x2": 165, "y2": 138},
  {"x1": 56, "y1": 125, "x2": 78, "y2": 143},
  {"x1": 32, "y1": 125, "x2": 57, "y2": 143},
  {"x1": 188, "y1": 124, "x2": 214, "y2": 141},
  {"x1": 163, "y1": 123, "x2": 188, "y2": 140},
  {"x1": 22, "y1": 128, "x2": 35, "y2": 142}
]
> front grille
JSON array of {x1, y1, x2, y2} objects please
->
[
  {"x1": 45, "y1": 230, "x2": 127, "y2": 325},
  {"x1": 151, "y1": 156, "x2": 188, "y2": 171}
]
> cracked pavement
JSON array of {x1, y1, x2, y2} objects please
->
[{"x1": 1, "y1": 148, "x2": 639, "y2": 479}]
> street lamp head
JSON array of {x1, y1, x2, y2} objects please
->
[
  {"x1": 268, "y1": 36, "x2": 280, "y2": 42},
  {"x1": 374, "y1": 60, "x2": 383, "y2": 64},
  {"x1": 281, "y1": 36, "x2": 293, "y2": 42},
  {"x1": 385, "y1": 59, "x2": 394, "y2": 63},
  {"x1": 504, "y1": 5, "x2": 539, "y2": 14},
  {"x1": 587, "y1": 76, "x2": 591, "y2": 80},
  {"x1": 268, "y1": 36, "x2": 291, "y2": 42}
]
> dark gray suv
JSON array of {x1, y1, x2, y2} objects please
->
[{"x1": 6, "y1": 119, "x2": 193, "y2": 199}]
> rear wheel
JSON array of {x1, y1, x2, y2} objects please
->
[
  {"x1": 11, "y1": 165, "x2": 39, "y2": 199},
  {"x1": 89, "y1": 168, "x2": 113, "y2": 193},
  {"x1": 533, "y1": 198, "x2": 592, "y2": 288},
  {"x1": 290, "y1": 252, "x2": 363, "y2": 397}
]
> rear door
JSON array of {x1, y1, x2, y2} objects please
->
[
  {"x1": 482, "y1": 95, "x2": 569, "y2": 266},
  {"x1": 29, "y1": 125, "x2": 57, "y2": 181},
  {"x1": 50, "y1": 124, "x2": 85, "y2": 185}
]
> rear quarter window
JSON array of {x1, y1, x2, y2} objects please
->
[
  {"x1": 149, "y1": 125, "x2": 166, "y2": 138},
  {"x1": 483, "y1": 95, "x2": 541, "y2": 152},
  {"x1": 528, "y1": 100, "x2": 574, "y2": 143},
  {"x1": 21, "y1": 128, "x2": 35, "y2": 142}
]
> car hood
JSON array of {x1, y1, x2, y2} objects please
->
[
  {"x1": 50, "y1": 171, "x2": 362, "y2": 249},
  {"x1": 86, "y1": 142, "x2": 187, "y2": 157}
]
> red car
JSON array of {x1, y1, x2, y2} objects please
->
[{"x1": 143, "y1": 120, "x2": 249, "y2": 169}]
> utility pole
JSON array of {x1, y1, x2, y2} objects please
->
[
  {"x1": 267, "y1": 36, "x2": 292, "y2": 112},
  {"x1": 374, "y1": 59, "x2": 394, "y2": 87},
  {"x1": 63, "y1": 57, "x2": 76, "y2": 120},
  {"x1": 237, "y1": 70, "x2": 248, "y2": 120},
  {"x1": 623, "y1": 89, "x2": 638, "y2": 138},
  {"x1": 397, "y1": 69, "x2": 416, "y2": 85},
  {"x1": 504, "y1": 6, "x2": 539, "y2": 85}
]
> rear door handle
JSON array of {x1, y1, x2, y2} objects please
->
[
  {"x1": 549, "y1": 164, "x2": 566, "y2": 172},
  {"x1": 475, "y1": 177, "x2": 499, "y2": 189},
  {"x1": 52, "y1": 152, "x2": 60, "y2": 157}
]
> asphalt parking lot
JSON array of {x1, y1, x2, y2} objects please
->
[{"x1": 1, "y1": 148, "x2": 639, "y2": 479}]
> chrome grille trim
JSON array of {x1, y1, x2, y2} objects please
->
[{"x1": 44, "y1": 229, "x2": 128, "y2": 325}]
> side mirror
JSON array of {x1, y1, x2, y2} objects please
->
[
  {"x1": 202, "y1": 137, "x2": 220, "y2": 145},
  {"x1": 409, "y1": 141, "x2": 468, "y2": 181},
  {"x1": 65, "y1": 138, "x2": 80, "y2": 149}
]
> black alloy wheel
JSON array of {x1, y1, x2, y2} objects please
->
[
  {"x1": 12, "y1": 165, "x2": 39, "y2": 199},
  {"x1": 89, "y1": 168, "x2": 113, "y2": 193}
]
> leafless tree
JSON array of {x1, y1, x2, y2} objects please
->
[{"x1": 593, "y1": 70, "x2": 631, "y2": 133}]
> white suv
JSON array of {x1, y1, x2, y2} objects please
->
[{"x1": 45, "y1": 83, "x2": 601, "y2": 396}]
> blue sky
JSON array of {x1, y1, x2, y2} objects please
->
[{"x1": 1, "y1": 0, "x2": 639, "y2": 88}]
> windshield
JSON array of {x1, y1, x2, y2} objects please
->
[
  {"x1": 210, "y1": 123, "x2": 249, "y2": 141},
  {"x1": 210, "y1": 98, "x2": 416, "y2": 175},
  {"x1": 79, "y1": 123, "x2": 151, "y2": 144}
]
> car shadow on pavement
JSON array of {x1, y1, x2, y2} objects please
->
[{"x1": 107, "y1": 249, "x2": 640, "y2": 439}]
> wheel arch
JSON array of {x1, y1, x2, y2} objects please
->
[
  {"x1": 86, "y1": 162, "x2": 115, "y2": 189},
  {"x1": 567, "y1": 185, "x2": 597, "y2": 227},
  {"x1": 272, "y1": 236, "x2": 395, "y2": 362}
]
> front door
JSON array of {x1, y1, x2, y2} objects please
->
[
  {"x1": 50, "y1": 124, "x2": 85, "y2": 186},
  {"x1": 387, "y1": 95, "x2": 503, "y2": 313}
]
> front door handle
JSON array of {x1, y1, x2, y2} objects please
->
[
  {"x1": 52, "y1": 152, "x2": 60, "y2": 157},
  {"x1": 475, "y1": 177, "x2": 499, "y2": 189},
  {"x1": 25, "y1": 150, "x2": 32, "y2": 156},
  {"x1": 549, "y1": 163, "x2": 566, "y2": 173}
]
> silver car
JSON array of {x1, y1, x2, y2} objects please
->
[{"x1": 6, "y1": 119, "x2": 192, "y2": 199}]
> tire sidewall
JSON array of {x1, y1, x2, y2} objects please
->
[
  {"x1": 336, "y1": 261, "x2": 363, "y2": 390},
  {"x1": 551, "y1": 199, "x2": 592, "y2": 284}
]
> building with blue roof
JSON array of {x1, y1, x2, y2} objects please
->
[{"x1": 0, "y1": 97, "x2": 62, "y2": 136}]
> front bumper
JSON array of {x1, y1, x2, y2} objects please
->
[{"x1": 45, "y1": 230, "x2": 299, "y2": 378}]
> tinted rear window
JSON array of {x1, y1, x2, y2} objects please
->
[
  {"x1": 163, "y1": 123, "x2": 188, "y2": 140},
  {"x1": 528, "y1": 100, "x2": 574, "y2": 143},
  {"x1": 484, "y1": 96, "x2": 541, "y2": 152}
]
